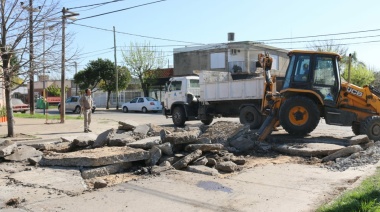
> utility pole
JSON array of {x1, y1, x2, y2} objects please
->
[
  {"x1": 113, "y1": 26, "x2": 119, "y2": 110},
  {"x1": 75, "y1": 61, "x2": 78, "y2": 95},
  {"x1": 29, "y1": 0, "x2": 35, "y2": 114},
  {"x1": 60, "y1": 7, "x2": 66, "y2": 123},
  {"x1": 42, "y1": 21, "x2": 46, "y2": 115},
  {"x1": 60, "y1": 7, "x2": 79, "y2": 123}
]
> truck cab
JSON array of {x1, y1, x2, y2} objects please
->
[{"x1": 163, "y1": 76, "x2": 201, "y2": 126}]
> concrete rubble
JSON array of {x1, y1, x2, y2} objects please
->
[{"x1": 0, "y1": 119, "x2": 377, "y2": 194}]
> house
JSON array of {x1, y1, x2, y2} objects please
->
[{"x1": 173, "y1": 41, "x2": 289, "y2": 77}]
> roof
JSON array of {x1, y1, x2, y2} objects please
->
[
  {"x1": 155, "y1": 68, "x2": 173, "y2": 78},
  {"x1": 288, "y1": 50, "x2": 341, "y2": 59},
  {"x1": 173, "y1": 41, "x2": 289, "y2": 54}
]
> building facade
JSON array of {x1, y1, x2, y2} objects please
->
[{"x1": 173, "y1": 41, "x2": 289, "y2": 77}]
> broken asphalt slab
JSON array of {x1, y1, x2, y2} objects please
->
[
  {"x1": 9, "y1": 168, "x2": 87, "y2": 196},
  {"x1": 39, "y1": 146, "x2": 149, "y2": 167}
]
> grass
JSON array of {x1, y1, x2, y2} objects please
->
[
  {"x1": 13, "y1": 113, "x2": 83, "y2": 120},
  {"x1": 317, "y1": 168, "x2": 380, "y2": 212}
]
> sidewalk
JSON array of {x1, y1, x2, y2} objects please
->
[{"x1": 0, "y1": 117, "x2": 118, "y2": 141}]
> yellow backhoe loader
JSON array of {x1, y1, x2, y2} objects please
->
[{"x1": 256, "y1": 50, "x2": 380, "y2": 141}]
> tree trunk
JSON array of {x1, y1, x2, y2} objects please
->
[
  {"x1": 2, "y1": 55, "x2": 14, "y2": 137},
  {"x1": 142, "y1": 83, "x2": 149, "y2": 97},
  {"x1": 106, "y1": 90, "x2": 111, "y2": 109}
]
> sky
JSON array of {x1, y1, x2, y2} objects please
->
[{"x1": 59, "y1": 0, "x2": 380, "y2": 79}]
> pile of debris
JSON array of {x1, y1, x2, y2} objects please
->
[
  {"x1": 0, "y1": 121, "x2": 250, "y2": 189},
  {"x1": 2, "y1": 120, "x2": 380, "y2": 190}
]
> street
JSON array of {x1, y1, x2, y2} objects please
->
[{"x1": 1, "y1": 109, "x2": 378, "y2": 211}]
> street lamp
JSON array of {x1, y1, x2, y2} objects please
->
[
  {"x1": 42, "y1": 21, "x2": 59, "y2": 115},
  {"x1": 60, "y1": 7, "x2": 79, "y2": 123}
]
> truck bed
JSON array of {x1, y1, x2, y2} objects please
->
[{"x1": 198, "y1": 71, "x2": 264, "y2": 102}]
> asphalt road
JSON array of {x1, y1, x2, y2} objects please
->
[{"x1": 35, "y1": 107, "x2": 239, "y2": 126}]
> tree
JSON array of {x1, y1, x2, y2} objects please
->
[
  {"x1": 122, "y1": 42, "x2": 166, "y2": 97},
  {"x1": 0, "y1": 0, "x2": 64, "y2": 137},
  {"x1": 342, "y1": 63, "x2": 375, "y2": 87},
  {"x1": 74, "y1": 58, "x2": 131, "y2": 109}
]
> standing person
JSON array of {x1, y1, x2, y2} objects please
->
[{"x1": 79, "y1": 88, "x2": 93, "y2": 133}]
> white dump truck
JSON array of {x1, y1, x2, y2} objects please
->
[{"x1": 163, "y1": 70, "x2": 268, "y2": 127}]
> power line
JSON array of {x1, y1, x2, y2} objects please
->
[
  {"x1": 258, "y1": 28, "x2": 380, "y2": 42},
  {"x1": 68, "y1": 0, "x2": 127, "y2": 10},
  {"x1": 75, "y1": 0, "x2": 167, "y2": 21},
  {"x1": 265, "y1": 34, "x2": 380, "y2": 44},
  {"x1": 71, "y1": 22, "x2": 204, "y2": 45}
]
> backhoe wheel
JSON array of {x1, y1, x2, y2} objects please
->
[
  {"x1": 279, "y1": 96, "x2": 320, "y2": 135},
  {"x1": 239, "y1": 106, "x2": 262, "y2": 129},
  {"x1": 201, "y1": 116, "x2": 213, "y2": 125},
  {"x1": 352, "y1": 122, "x2": 361, "y2": 135},
  {"x1": 172, "y1": 106, "x2": 186, "y2": 127},
  {"x1": 362, "y1": 116, "x2": 380, "y2": 141}
]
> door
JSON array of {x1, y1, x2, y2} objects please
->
[
  {"x1": 312, "y1": 56, "x2": 340, "y2": 106},
  {"x1": 137, "y1": 97, "x2": 145, "y2": 111},
  {"x1": 128, "y1": 98, "x2": 138, "y2": 111},
  {"x1": 165, "y1": 80, "x2": 183, "y2": 109}
]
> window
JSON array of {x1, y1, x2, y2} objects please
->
[
  {"x1": 170, "y1": 81, "x2": 182, "y2": 91},
  {"x1": 294, "y1": 55, "x2": 311, "y2": 82},
  {"x1": 283, "y1": 55, "x2": 296, "y2": 89},
  {"x1": 130, "y1": 98, "x2": 138, "y2": 103},
  {"x1": 313, "y1": 57, "x2": 336, "y2": 86},
  {"x1": 270, "y1": 54, "x2": 279, "y2": 70},
  {"x1": 138, "y1": 98, "x2": 144, "y2": 103},
  {"x1": 190, "y1": 79, "x2": 199, "y2": 88},
  {"x1": 210, "y1": 52, "x2": 225, "y2": 69}
]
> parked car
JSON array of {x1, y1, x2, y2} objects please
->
[
  {"x1": 58, "y1": 96, "x2": 96, "y2": 114},
  {"x1": 12, "y1": 98, "x2": 29, "y2": 113},
  {"x1": 122, "y1": 97, "x2": 162, "y2": 113}
]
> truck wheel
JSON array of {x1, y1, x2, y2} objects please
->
[
  {"x1": 279, "y1": 96, "x2": 320, "y2": 135},
  {"x1": 201, "y1": 116, "x2": 213, "y2": 125},
  {"x1": 352, "y1": 122, "x2": 361, "y2": 135},
  {"x1": 239, "y1": 106, "x2": 262, "y2": 129},
  {"x1": 172, "y1": 106, "x2": 186, "y2": 127},
  {"x1": 362, "y1": 116, "x2": 380, "y2": 141}
]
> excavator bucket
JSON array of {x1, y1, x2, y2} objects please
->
[{"x1": 255, "y1": 110, "x2": 279, "y2": 141}]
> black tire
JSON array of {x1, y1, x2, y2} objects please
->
[
  {"x1": 74, "y1": 106, "x2": 81, "y2": 114},
  {"x1": 279, "y1": 96, "x2": 320, "y2": 135},
  {"x1": 239, "y1": 106, "x2": 262, "y2": 129},
  {"x1": 142, "y1": 107, "x2": 148, "y2": 113},
  {"x1": 122, "y1": 106, "x2": 129, "y2": 113},
  {"x1": 362, "y1": 116, "x2": 380, "y2": 141},
  {"x1": 352, "y1": 122, "x2": 361, "y2": 135},
  {"x1": 201, "y1": 116, "x2": 213, "y2": 125},
  {"x1": 172, "y1": 106, "x2": 186, "y2": 127}
]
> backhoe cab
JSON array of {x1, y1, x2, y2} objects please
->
[{"x1": 257, "y1": 50, "x2": 380, "y2": 141}]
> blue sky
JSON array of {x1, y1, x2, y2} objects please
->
[{"x1": 61, "y1": 0, "x2": 380, "y2": 78}]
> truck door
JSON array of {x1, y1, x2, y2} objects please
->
[{"x1": 165, "y1": 80, "x2": 183, "y2": 109}]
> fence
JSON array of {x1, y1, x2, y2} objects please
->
[{"x1": 92, "y1": 89, "x2": 166, "y2": 108}]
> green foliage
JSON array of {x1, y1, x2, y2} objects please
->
[
  {"x1": 74, "y1": 58, "x2": 131, "y2": 92},
  {"x1": 99, "y1": 64, "x2": 131, "y2": 93},
  {"x1": 317, "y1": 169, "x2": 380, "y2": 212},
  {"x1": 46, "y1": 84, "x2": 61, "y2": 97},
  {"x1": 122, "y1": 42, "x2": 166, "y2": 96},
  {"x1": 0, "y1": 106, "x2": 6, "y2": 117},
  {"x1": 342, "y1": 63, "x2": 375, "y2": 87},
  {"x1": 74, "y1": 58, "x2": 131, "y2": 109}
]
